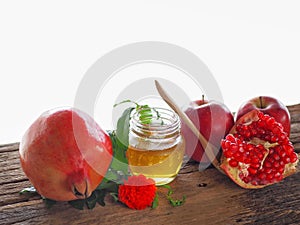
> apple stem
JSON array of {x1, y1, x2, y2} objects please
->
[
  {"x1": 202, "y1": 94, "x2": 205, "y2": 102},
  {"x1": 259, "y1": 96, "x2": 263, "y2": 108}
]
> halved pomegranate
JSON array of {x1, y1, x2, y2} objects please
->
[{"x1": 220, "y1": 110, "x2": 298, "y2": 189}]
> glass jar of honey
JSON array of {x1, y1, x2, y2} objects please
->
[{"x1": 127, "y1": 107, "x2": 185, "y2": 185}]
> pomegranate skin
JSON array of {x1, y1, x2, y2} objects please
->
[{"x1": 19, "y1": 107, "x2": 113, "y2": 201}]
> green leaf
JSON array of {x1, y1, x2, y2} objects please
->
[
  {"x1": 42, "y1": 198, "x2": 57, "y2": 208},
  {"x1": 86, "y1": 192, "x2": 98, "y2": 209},
  {"x1": 113, "y1": 99, "x2": 138, "y2": 108},
  {"x1": 113, "y1": 99, "x2": 163, "y2": 126},
  {"x1": 68, "y1": 189, "x2": 108, "y2": 210},
  {"x1": 167, "y1": 195, "x2": 186, "y2": 207},
  {"x1": 19, "y1": 186, "x2": 38, "y2": 195},
  {"x1": 161, "y1": 185, "x2": 186, "y2": 207},
  {"x1": 68, "y1": 198, "x2": 86, "y2": 210},
  {"x1": 161, "y1": 184, "x2": 171, "y2": 190},
  {"x1": 110, "y1": 193, "x2": 119, "y2": 202},
  {"x1": 106, "y1": 131, "x2": 130, "y2": 184},
  {"x1": 115, "y1": 107, "x2": 134, "y2": 147},
  {"x1": 96, "y1": 190, "x2": 106, "y2": 206},
  {"x1": 20, "y1": 187, "x2": 58, "y2": 208},
  {"x1": 97, "y1": 180, "x2": 119, "y2": 193},
  {"x1": 151, "y1": 193, "x2": 159, "y2": 209}
]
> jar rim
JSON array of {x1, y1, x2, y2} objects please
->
[{"x1": 130, "y1": 107, "x2": 180, "y2": 138}]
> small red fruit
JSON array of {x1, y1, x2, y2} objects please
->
[
  {"x1": 19, "y1": 108, "x2": 113, "y2": 201},
  {"x1": 118, "y1": 174, "x2": 157, "y2": 210},
  {"x1": 236, "y1": 96, "x2": 290, "y2": 135},
  {"x1": 182, "y1": 98, "x2": 234, "y2": 163},
  {"x1": 220, "y1": 110, "x2": 298, "y2": 189}
]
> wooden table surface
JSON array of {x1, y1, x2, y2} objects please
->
[{"x1": 1, "y1": 104, "x2": 300, "y2": 225}]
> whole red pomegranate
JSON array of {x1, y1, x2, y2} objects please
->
[
  {"x1": 220, "y1": 110, "x2": 298, "y2": 188},
  {"x1": 19, "y1": 108, "x2": 113, "y2": 201}
]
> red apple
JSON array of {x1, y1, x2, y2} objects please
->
[
  {"x1": 181, "y1": 97, "x2": 234, "y2": 164},
  {"x1": 235, "y1": 96, "x2": 290, "y2": 135}
]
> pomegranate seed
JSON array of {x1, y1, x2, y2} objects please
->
[
  {"x1": 251, "y1": 163, "x2": 260, "y2": 169},
  {"x1": 290, "y1": 152, "x2": 298, "y2": 163},
  {"x1": 277, "y1": 166, "x2": 285, "y2": 173},
  {"x1": 236, "y1": 138, "x2": 243, "y2": 145},
  {"x1": 239, "y1": 173, "x2": 244, "y2": 179},
  {"x1": 264, "y1": 161, "x2": 272, "y2": 168},
  {"x1": 268, "y1": 157, "x2": 275, "y2": 163},
  {"x1": 279, "y1": 150, "x2": 286, "y2": 158},
  {"x1": 257, "y1": 120, "x2": 265, "y2": 128},
  {"x1": 258, "y1": 173, "x2": 266, "y2": 180},
  {"x1": 257, "y1": 153, "x2": 264, "y2": 160},
  {"x1": 270, "y1": 136, "x2": 278, "y2": 142},
  {"x1": 248, "y1": 167, "x2": 257, "y2": 175},
  {"x1": 251, "y1": 157, "x2": 260, "y2": 164},
  {"x1": 230, "y1": 144, "x2": 238, "y2": 152},
  {"x1": 256, "y1": 144, "x2": 265, "y2": 151},
  {"x1": 266, "y1": 173, "x2": 274, "y2": 181},
  {"x1": 273, "y1": 161, "x2": 280, "y2": 168},
  {"x1": 238, "y1": 147, "x2": 245, "y2": 153},
  {"x1": 226, "y1": 134, "x2": 236, "y2": 142},
  {"x1": 234, "y1": 152, "x2": 242, "y2": 161},
  {"x1": 229, "y1": 159, "x2": 238, "y2": 167},
  {"x1": 272, "y1": 127, "x2": 281, "y2": 135},
  {"x1": 221, "y1": 140, "x2": 227, "y2": 150},
  {"x1": 264, "y1": 168, "x2": 272, "y2": 174},
  {"x1": 249, "y1": 151, "x2": 255, "y2": 157},
  {"x1": 283, "y1": 157, "x2": 291, "y2": 163},
  {"x1": 265, "y1": 135, "x2": 271, "y2": 141},
  {"x1": 244, "y1": 158, "x2": 251, "y2": 164},
  {"x1": 274, "y1": 172, "x2": 281, "y2": 178},
  {"x1": 251, "y1": 128, "x2": 258, "y2": 136},
  {"x1": 281, "y1": 138, "x2": 290, "y2": 145},
  {"x1": 259, "y1": 129, "x2": 266, "y2": 135},
  {"x1": 257, "y1": 112, "x2": 264, "y2": 119},
  {"x1": 243, "y1": 177, "x2": 250, "y2": 183},
  {"x1": 279, "y1": 133, "x2": 287, "y2": 141},
  {"x1": 272, "y1": 153, "x2": 280, "y2": 161},
  {"x1": 266, "y1": 117, "x2": 275, "y2": 127},
  {"x1": 247, "y1": 144, "x2": 254, "y2": 151},
  {"x1": 245, "y1": 131, "x2": 251, "y2": 138},
  {"x1": 222, "y1": 140, "x2": 230, "y2": 149},
  {"x1": 283, "y1": 144, "x2": 294, "y2": 155},
  {"x1": 251, "y1": 180, "x2": 258, "y2": 185},
  {"x1": 224, "y1": 151, "x2": 233, "y2": 158}
]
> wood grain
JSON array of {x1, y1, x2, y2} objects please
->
[{"x1": 1, "y1": 104, "x2": 300, "y2": 225}]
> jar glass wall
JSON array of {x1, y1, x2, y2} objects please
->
[{"x1": 127, "y1": 107, "x2": 185, "y2": 185}]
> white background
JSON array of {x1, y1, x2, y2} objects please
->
[{"x1": 1, "y1": 0, "x2": 300, "y2": 144}]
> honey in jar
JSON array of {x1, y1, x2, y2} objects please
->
[{"x1": 127, "y1": 107, "x2": 185, "y2": 185}]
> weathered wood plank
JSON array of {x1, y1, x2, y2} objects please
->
[
  {"x1": 238, "y1": 171, "x2": 300, "y2": 225},
  {"x1": 0, "y1": 104, "x2": 300, "y2": 225},
  {"x1": 0, "y1": 150, "x2": 28, "y2": 186},
  {"x1": 1, "y1": 164, "x2": 299, "y2": 225},
  {"x1": 0, "y1": 164, "x2": 252, "y2": 225},
  {"x1": 0, "y1": 142, "x2": 19, "y2": 153}
]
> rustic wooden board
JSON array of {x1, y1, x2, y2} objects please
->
[{"x1": 1, "y1": 105, "x2": 300, "y2": 225}]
